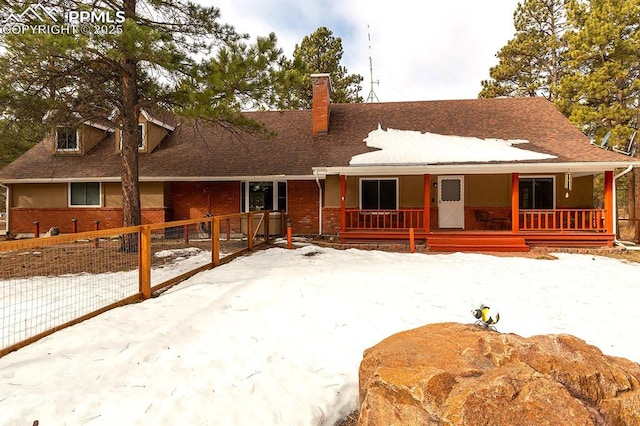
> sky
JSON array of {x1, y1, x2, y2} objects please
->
[
  {"x1": 2, "y1": 242, "x2": 640, "y2": 425},
  {"x1": 210, "y1": 0, "x2": 523, "y2": 102}
]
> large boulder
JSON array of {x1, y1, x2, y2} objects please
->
[{"x1": 358, "y1": 322, "x2": 640, "y2": 425}]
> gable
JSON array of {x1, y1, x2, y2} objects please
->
[{"x1": 52, "y1": 122, "x2": 112, "y2": 156}]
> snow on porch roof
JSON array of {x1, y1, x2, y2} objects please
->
[{"x1": 349, "y1": 125, "x2": 557, "y2": 166}]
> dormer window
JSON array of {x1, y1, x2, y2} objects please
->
[
  {"x1": 55, "y1": 127, "x2": 79, "y2": 151},
  {"x1": 138, "y1": 123, "x2": 145, "y2": 149},
  {"x1": 119, "y1": 123, "x2": 146, "y2": 151}
]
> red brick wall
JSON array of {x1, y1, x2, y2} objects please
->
[
  {"x1": 169, "y1": 182, "x2": 240, "y2": 220},
  {"x1": 311, "y1": 74, "x2": 330, "y2": 135},
  {"x1": 322, "y1": 207, "x2": 341, "y2": 236},
  {"x1": 287, "y1": 180, "x2": 320, "y2": 235},
  {"x1": 8, "y1": 180, "x2": 321, "y2": 235},
  {"x1": 170, "y1": 180, "x2": 320, "y2": 235},
  {"x1": 8, "y1": 207, "x2": 168, "y2": 234}
]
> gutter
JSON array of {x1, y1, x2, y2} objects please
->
[
  {"x1": 314, "y1": 170, "x2": 323, "y2": 236},
  {"x1": 0, "y1": 174, "x2": 323, "y2": 184},
  {"x1": 314, "y1": 161, "x2": 640, "y2": 176},
  {"x1": 0, "y1": 182, "x2": 9, "y2": 236},
  {"x1": 613, "y1": 165, "x2": 635, "y2": 248}
]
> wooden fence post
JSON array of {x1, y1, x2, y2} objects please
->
[
  {"x1": 247, "y1": 212, "x2": 254, "y2": 251},
  {"x1": 264, "y1": 211, "x2": 270, "y2": 243},
  {"x1": 33, "y1": 221, "x2": 39, "y2": 239},
  {"x1": 409, "y1": 228, "x2": 415, "y2": 253},
  {"x1": 212, "y1": 216, "x2": 220, "y2": 267},
  {"x1": 71, "y1": 218, "x2": 78, "y2": 233},
  {"x1": 93, "y1": 220, "x2": 100, "y2": 248},
  {"x1": 139, "y1": 226, "x2": 151, "y2": 299}
]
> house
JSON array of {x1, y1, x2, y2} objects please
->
[{"x1": 1, "y1": 73, "x2": 638, "y2": 250}]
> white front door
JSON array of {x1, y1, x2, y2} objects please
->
[{"x1": 438, "y1": 175, "x2": 465, "y2": 229}]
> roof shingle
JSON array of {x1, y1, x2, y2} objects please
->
[{"x1": 1, "y1": 97, "x2": 637, "y2": 182}]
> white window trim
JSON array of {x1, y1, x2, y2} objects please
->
[
  {"x1": 359, "y1": 177, "x2": 399, "y2": 210},
  {"x1": 68, "y1": 182, "x2": 102, "y2": 207},
  {"x1": 241, "y1": 180, "x2": 287, "y2": 212},
  {"x1": 518, "y1": 175, "x2": 556, "y2": 210},
  {"x1": 55, "y1": 127, "x2": 80, "y2": 152}
]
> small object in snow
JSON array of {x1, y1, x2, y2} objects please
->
[
  {"x1": 44, "y1": 226, "x2": 60, "y2": 237},
  {"x1": 472, "y1": 304, "x2": 500, "y2": 330}
]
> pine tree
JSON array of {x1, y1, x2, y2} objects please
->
[
  {"x1": 0, "y1": 1, "x2": 283, "y2": 248},
  {"x1": 479, "y1": 0, "x2": 568, "y2": 101},
  {"x1": 557, "y1": 0, "x2": 639, "y2": 142},
  {"x1": 558, "y1": 0, "x2": 640, "y2": 234},
  {"x1": 279, "y1": 27, "x2": 363, "y2": 109}
]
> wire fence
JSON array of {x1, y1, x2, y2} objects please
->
[
  {"x1": 617, "y1": 218, "x2": 639, "y2": 243},
  {"x1": 0, "y1": 211, "x2": 283, "y2": 357}
]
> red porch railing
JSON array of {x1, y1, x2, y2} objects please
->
[
  {"x1": 344, "y1": 208, "x2": 607, "y2": 233},
  {"x1": 519, "y1": 209, "x2": 606, "y2": 232},
  {"x1": 345, "y1": 208, "x2": 424, "y2": 230}
]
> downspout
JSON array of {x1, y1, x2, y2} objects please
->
[
  {"x1": 613, "y1": 165, "x2": 634, "y2": 247},
  {"x1": 314, "y1": 171, "x2": 323, "y2": 236},
  {"x1": 0, "y1": 183, "x2": 9, "y2": 236}
]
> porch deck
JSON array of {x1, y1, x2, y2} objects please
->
[
  {"x1": 340, "y1": 229, "x2": 614, "y2": 252},
  {"x1": 341, "y1": 208, "x2": 613, "y2": 251}
]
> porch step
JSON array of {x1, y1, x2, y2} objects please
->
[
  {"x1": 426, "y1": 235, "x2": 529, "y2": 252},
  {"x1": 524, "y1": 233, "x2": 614, "y2": 248}
]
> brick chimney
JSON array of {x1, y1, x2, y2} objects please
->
[{"x1": 311, "y1": 73, "x2": 331, "y2": 135}]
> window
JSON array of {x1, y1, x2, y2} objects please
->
[
  {"x1": 241, "y1": 181, "x2": 287, "y2": 212},
  {"x1": 69, "y1": 182, "x2": 101, "y2": 207},
  {"x1": 519, "y1": 177, "x2": 554, "y2": 209},
  {"x1": 56, "y1": 127, "x2": 79, "y2": 151},
  {"x1": 361, "y1": 179, "x2": 398, "y2": 210},
  {"x1": 120, "y1": 123, "x2": 145, "y2": 150},
  {"x1": 277, "y1": 182, "x2": 287, "y2": 211},
  {"x1": 440, "y1": 178, "x2": 461, "y2": 202}
]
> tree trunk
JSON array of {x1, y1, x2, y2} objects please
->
[
  {"x1": 632, "y1": 169, "x2": 640, "y2": 243},
  {"x1": 120, "y1": 0, "x2": 141, "y2": 252},
  {"x1": 633, "y1": 109, "x2": 640, "y2": 242}
]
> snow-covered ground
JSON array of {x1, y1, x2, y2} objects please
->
[{"x1": 1, "y1": 244, "x2": 640, "y2": 425}]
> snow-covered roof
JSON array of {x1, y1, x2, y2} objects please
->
[{"x1": 350, "y1": 125, "x2": 557, "y2": 166}]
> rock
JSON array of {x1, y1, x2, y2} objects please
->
[
  {"x1": 357, "y1": 322, "x2": 640, "y2": 425},
  {"x1": 44, "y1": 227, "x2": 60, "y2": 237}
]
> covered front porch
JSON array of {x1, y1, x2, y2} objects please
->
[{"x1": 330, "y1": 171, "x2": 617, "y2": 251}]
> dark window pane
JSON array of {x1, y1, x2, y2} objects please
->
[
  {"x1": 85, "y1": 182, "x2": 100, "y2": 205},
  {"x1": 249, "y1": 182, "x2": 273, "y2": 211},
  {"x1": 241, "y1": 182, "x2": 246, "y2": 212},
  {"x1": 362, "y1": 179, "x2": 397, "y2": 209},
  {"x1": 519, "y1": 178, "x2": 553, "y2": 209},
  {"x1": 277, "y1": 182, "x2": 287, "y2": 211},
  {"x1": 70, "y1": 182, "x2": 100, "y2": 206},
  {"x1": 138, "y1": 124, "x2": 144, "y2": 148},
  {"x1": 56, "y1": 127, "x2": 78, "y2": 150},
  {"x1": 361, "y1": 180, "x2": 379, "y2": 209},
  {"x1": 441, "y1": 179, "x2": 461, "y2": 202},
  {"x1": 379, "y1": 180, "x2": 397, "y2": 209},
  {"x1": 519, "y1": 179, "x2": 533, "y2": 209},
  {"x1": 534, "y1": 178, "x2": 554, "y2": 209}
]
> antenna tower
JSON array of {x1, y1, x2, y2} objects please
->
[{"x1": 366, "y1": 25, "x2": 380, "y2": 103}]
